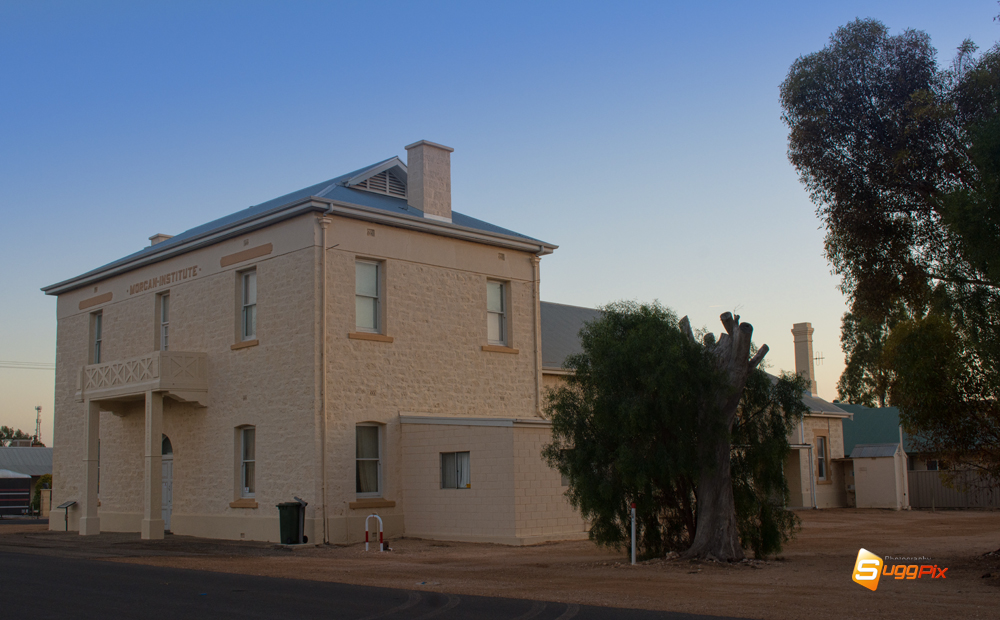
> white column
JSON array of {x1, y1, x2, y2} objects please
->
[
  {"x1": 79, "y1": 400, "x2": 101, "y2": 535},
  {"x1": 141, "y1": 390, "x2": 165, "y2": 540}
]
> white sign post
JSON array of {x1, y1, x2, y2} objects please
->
[{"x1": 630, "y1": 502, "x2": 636, "y2": 565}]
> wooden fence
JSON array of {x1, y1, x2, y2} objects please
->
[{"x1": 908, "y1": 470, "x2": 1000, "y2": 508}]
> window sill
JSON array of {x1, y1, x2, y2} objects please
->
[
  {"x1": 231, "y1": 340, "x2": 259, "y2": 350},
  {"x1": 348, "y1": 332, "x2": 394, "y2": 343},
  {"x1": 348, "y1": 498, "x2": 396, "y2": 510},
  {"x1": 816, "y1": 480, "x2": 833, "y2": 486},
  {"x1": 230, "y1": 498, "x2": 258, "y2": 508},
  {"x1": 482, "y1": 345, "x2": 519, "y2": 354}
]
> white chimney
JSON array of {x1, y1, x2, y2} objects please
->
[
  {"x1": 791, "y1": 322, "x2": 818, "y2": 396},
  {"x1": 149, "y1": 234, "x2": 173, "y2": 246},
  {"x1": 405, "y1": 140, "x2": 454, "y2": 223}
]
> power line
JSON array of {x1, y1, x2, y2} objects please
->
[{"x1": 0, "y1": 361, "x2": 55, "y2": 370}]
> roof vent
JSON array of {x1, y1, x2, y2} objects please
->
[
  {"x1": 149, "y1": 234, "x2": 173, "y2": 246},
  {"x1": 352, "y1": 170, "x2": 406, "y2": 198}
]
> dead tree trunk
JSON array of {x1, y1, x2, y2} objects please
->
[{"x1": 681, "y1": 312, "x2": 768, "y2": 561}]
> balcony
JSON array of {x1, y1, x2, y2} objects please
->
[{"x1": 76, "y1": 351, "x2": 208, "y2": 407}]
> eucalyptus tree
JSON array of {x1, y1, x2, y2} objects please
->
[{"x1": 781, "y1": 18, "x2": 1000, "y2": 478}]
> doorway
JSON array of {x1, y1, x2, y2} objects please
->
[{"x1": 162, "y1": 435, "x2": 173, "y2": 531}]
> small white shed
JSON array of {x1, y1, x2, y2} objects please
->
[{"x1": 849, "y1": 443, "x2": 909, "y2": 510}]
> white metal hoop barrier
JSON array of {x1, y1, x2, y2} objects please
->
[{"x1": 365, "y1": 514, "x2": 384, "y2": 552}]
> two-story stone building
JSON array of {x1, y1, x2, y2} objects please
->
[{"x1": 43, "y1": 141, "x2": 587, "y2": 544}]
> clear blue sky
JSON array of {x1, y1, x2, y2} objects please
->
[{"x1": 2, "y1": 1, "x2": 998, "y2": 443}]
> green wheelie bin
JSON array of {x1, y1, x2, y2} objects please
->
[{"x1": 277, "y1": 501, "x2": 302, "y2": 545}]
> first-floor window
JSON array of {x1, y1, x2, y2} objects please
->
[
  {"x1": 241, "y1": 427, "x2": 255, "y2": 497},
  {"x1": 356, "y1": 425, "x2": 381, "y2": 497},
  {"x1": 441, "y1": 451, "x2": 471, "y2": 489},
  {"x1": 816, "y1": 436, "x2": 827, "y2": 481}
]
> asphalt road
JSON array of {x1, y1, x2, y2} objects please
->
[{"x1": 1, "y1": 551, "x2": 749, "y2": 620}]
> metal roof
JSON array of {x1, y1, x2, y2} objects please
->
[
  {"x1": 837, "y1": 403, "x2": 919, "y2": 453},
  {"x1": 540, "y1": 301, "x2": 603, "y2": 368},
  {"x1": 43, "y1": 157, "x2": 552, "y2": 294},
  {"x1": 849, "y1": 443, "x2": 901, "y2": 459},
  {"x1": 0, "y1": 447, "x2": 52, "y2": 477},
  {"x1": 0, "y1": 469, "x2": 31, "y2": 479},
  {"x1": 799, "y1": 393, "x2": 851, "y2": 417},
  {"x1": 759, "y1": 375, "x2": 851, "y2": 417}
]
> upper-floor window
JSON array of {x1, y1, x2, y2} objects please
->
[
  {"x1": 487, "y1": 281, "x2": 507, "y2": 346},
  {"x1": 91, "y1": 311, "x2": 103, "y2": 364},
  {"x1": 816, "y1": 435, "x2": 828, "y2": 481},
  {"x1": 159, "y1": 293, "x2": 170, "y2": 351},
  {"x1": 356, "y1": 424, "x2": 381, "y2": 497},
  {"x1": 241, "y1": 271, "x2": 257, "y2": 341},
  {"x1": 355, "y1": 261, "x2": 380, "y2": 333}
]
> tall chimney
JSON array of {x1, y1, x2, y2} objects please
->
[
  {"x1": 405, "y1": 140, "x2": 454, "y2": 223},
  {"x1": 791, "y1": 322, "x2": 818, "y2": 396}
]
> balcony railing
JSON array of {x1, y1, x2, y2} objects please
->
[{"x1": 76, "y1": 351, "x2": 208, "y2": 406}]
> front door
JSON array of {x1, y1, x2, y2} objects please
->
[{"x1": 161, "y1": 435, "x2": 173, "y2": 531}]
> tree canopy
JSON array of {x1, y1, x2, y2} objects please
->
[
  {"x1": 0, "y1": 426, "x2": 31, "y2": 447},
  {"x1": 542, "y1": 301, "x2": 806, "y2": 560},
  {"x1": 781, "y1": 18, "x2": 1000, "y2": 478}
]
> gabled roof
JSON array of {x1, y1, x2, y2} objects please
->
[
  {"x1": 43, "y1": 156, "x2": 556, "y2": 295},
  {"x1": 0, "y1": 447, "x2": 52, "y2": 477},
  {"x1": 849, "y1": 443, "x2": 901, "y2": 459}
]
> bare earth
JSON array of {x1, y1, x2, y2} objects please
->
[{"x1": 2, "y1": 509, "x2": 998, "y2": 619}]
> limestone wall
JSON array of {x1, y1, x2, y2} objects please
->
[
  {"x1": 513, "y1": 425, "x2": 587, "y2": 542},
  {"x1": 50, "y1": 216, "x2": 321, "y2": 539},
  {"x1": 321, "y1": 218, "x2": 544, "y2": 541},
  {"x1": 788, "y1": 416, "x2": 848, "y2": 508},
  {"x1": 400, "y1": 422, "x2": 517, "y2": 543}
]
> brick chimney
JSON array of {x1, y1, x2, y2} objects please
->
[
  {"x1": 791, "y1": 322, "x2": 818, "y2": 396},
  {"x1": 405, "y1": 140, "x2": 454, "y2": 223},
  {"x1": 149, "y1": 234, "x2": 173, "y2": 246}
]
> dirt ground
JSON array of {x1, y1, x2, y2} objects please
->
[{"x1": 2, "y1": 509, "x2": 999, "y2": 620}]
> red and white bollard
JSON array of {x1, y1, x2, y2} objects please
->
[{"x1": 365, "y1": 514, "x2": 384, "y2": 552}]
